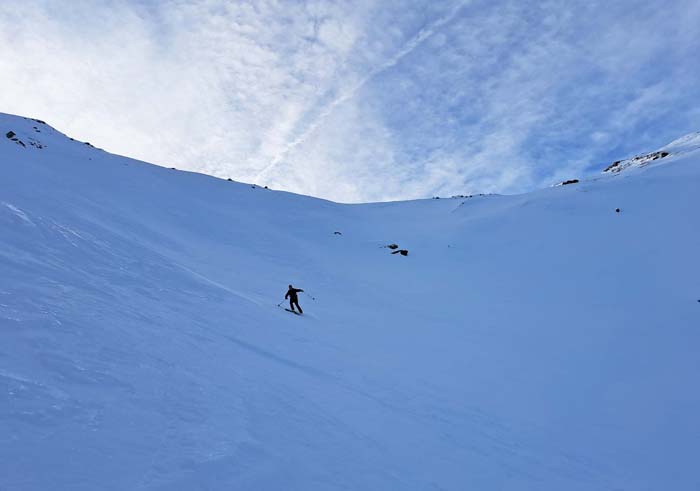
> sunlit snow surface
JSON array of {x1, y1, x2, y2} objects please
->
[{"x1": 1, "y1": 113, "x2": 699, "y2": 490}]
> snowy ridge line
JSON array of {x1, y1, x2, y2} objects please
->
[{"x1": 603, "y1": 131, "x2": 700, "y2": 174}]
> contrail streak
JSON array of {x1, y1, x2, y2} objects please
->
[{"x1": 255, "y1": 1, "x2": 468, "y2": 182}]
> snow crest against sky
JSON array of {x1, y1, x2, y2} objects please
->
[{"x1": 1, "y1": 1, "x2": 699, "y2": 202}]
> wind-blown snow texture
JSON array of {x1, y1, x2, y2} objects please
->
[{"x1": 1, "y1": 112, "x2": 699, "y2": 490}]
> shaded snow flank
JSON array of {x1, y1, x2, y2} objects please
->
[{"x1": 1, "y1": 112, "x2": 700, "y2": 490}]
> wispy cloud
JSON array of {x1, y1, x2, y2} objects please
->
[
  {"x1": 255, "y1": 0, "x2": 467, "y2": 182},
  {"x1": 1, "y1": 0, "x2": 698, "y2": 202}
]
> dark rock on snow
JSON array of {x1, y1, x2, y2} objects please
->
[{"x1": 603, "y1": 151, "x2": 670, "y2": 173}]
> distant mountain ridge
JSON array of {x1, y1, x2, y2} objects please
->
[{"x1": 4, "y1": 111, "x2": 699, "y2": 198}]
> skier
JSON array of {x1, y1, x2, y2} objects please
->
[{"x1": 285, "y1": 284, "x2": 304, "y2": 314}]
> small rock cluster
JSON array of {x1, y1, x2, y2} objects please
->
[
  {"x1": 5, "y1": 130, "x2": 25, "y2": 147},
  {"x1": 604, "y1": 151, "x2": 670, "y2": 173},
  {"x1": 432, "y1": 193, "x2": 490, "y2": 200},
  {"x1": 384, "y1": 243, "x2": 408, "y2": 256},
  {"x1": 5, "y1": 120, "x2": 52, "y2": 150}
]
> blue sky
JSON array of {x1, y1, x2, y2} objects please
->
[{"x1": 1, "y1": 0, "x2": 699, "y2": 202}]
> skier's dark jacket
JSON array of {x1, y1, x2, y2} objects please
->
[{"x1": 285, "y1": 287, "x2": 303, "y2": 301}]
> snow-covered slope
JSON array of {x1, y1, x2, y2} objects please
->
[
  {"x1": 603, "y1": 131, "x2": 700, "y2": 174},
  {"x1": 2, "y1": 112, "x2": 699, "y2": 490}
]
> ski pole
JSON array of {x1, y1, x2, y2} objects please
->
[{"x1": 302, "y1": 291, "x2": 316, "y2": 301}]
